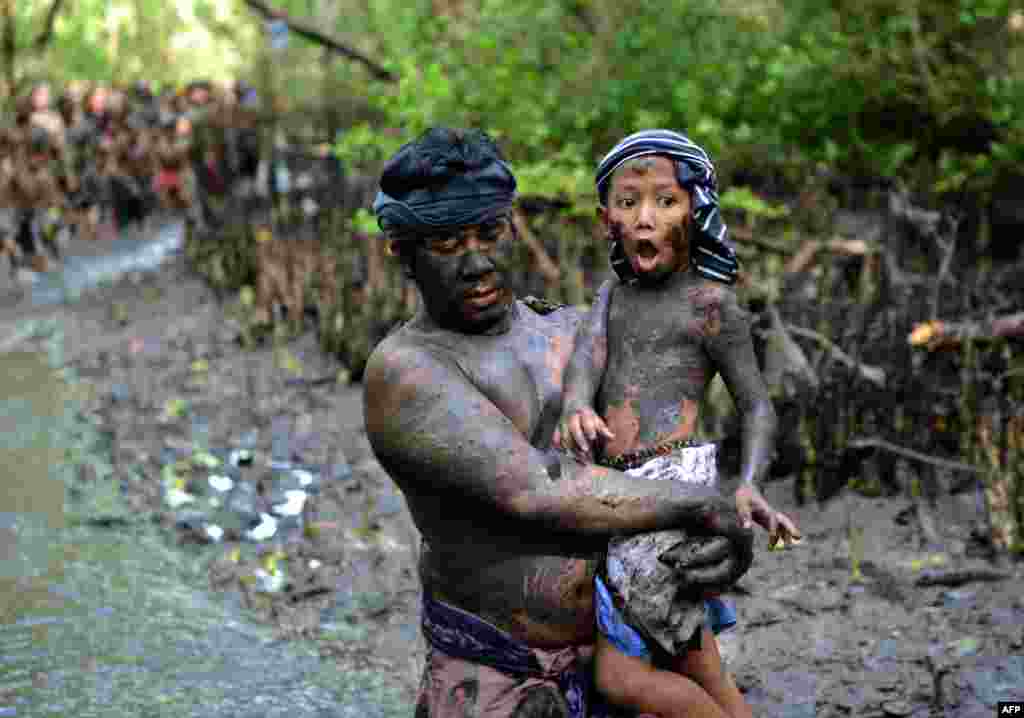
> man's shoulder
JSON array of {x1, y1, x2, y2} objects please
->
[
  {"x1": 519, "y1": 295, "x2": 567, "y2": 316},
  {"x1": 363, "y1": 322, "x2": 464, "y2": 393},
  {"x1": 363, "y1": 331, "x2": 450, "y2": 443},
  {"x1": 364, "y1": 325, "x2": 430, "y2": 378},
  {"x1": 517, "y1": 296, "x2": 584, "y2": 331}
]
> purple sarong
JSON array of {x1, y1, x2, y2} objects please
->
[{"x1": 419, "y1": 592, "x2": 633, "y2": 718}]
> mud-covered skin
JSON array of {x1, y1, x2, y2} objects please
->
[
  {"x1": 405, "y1": 216, "x2": 519, "y2": 336},
  {"x1": 562, "y1": 155, "x2": 777, "y2": 487},
  {"x1": 364, "y1": 243, "x2": 754, "y2": 647},
  {"x1": 598, "y1": 272, "x2": 775, "y2": 484}
]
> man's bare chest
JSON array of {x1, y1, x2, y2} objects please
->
[{"x1": 458, "y1": 336, "x2": 569, "y2": 439}]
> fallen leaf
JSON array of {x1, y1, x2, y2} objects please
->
[
  {"x1": 164, "y1": 398, "x2": 189, "y2": 419},
  {"x1": 908, "y1": 321, "x2": 943, "y2": 347},
  {"x1": 191, "y1": 450, "x2": 221, "y2": 468},
  {"x1": 952, "y1": 636, "x2": 980, "y2": 657}
]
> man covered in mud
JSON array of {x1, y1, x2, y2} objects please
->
[
  {"x1": 363, "y1": 127, "x2": 757, "y2": 718},
  {"x1": 554, "y1": 130, "x2": 803, "y2": 718},
  {"x1": 6, "y1": 125, "x2": 66, "y2": 275}
]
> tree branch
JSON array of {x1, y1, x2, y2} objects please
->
[
  {"x1": 34, "y1": 0, "x2": 66, "y2": 51},
  {"x1": 242, "y1": 0, "x2": 396, "y2": 82},
  {"x1": 846, "y1": 436, "x2": 981, "y2": 475},
  {"x1": 512, "y1": 209, "x2": 561, "y2": 285},
  {"x1": 758, "y1": 305, "x2": 820, "y2": 397},
  {"x1": 926, "y1": 210, "x2": 961, "y2": 321},
  {"x1": 730, "y1": 225, "x2": 794, "y2": 255},
  {"x1": 889, "y1": 185, "x2": 942, "y2": 238},
  {"x1": 783, "y1": 322, "x2": 887, "y2": 388},
  {"x1": 914, "y1": 567, "x2": 1010, "y2": 587},
  {"x1": 2, "y1": 0, "x2": 15, "y2": 102}
]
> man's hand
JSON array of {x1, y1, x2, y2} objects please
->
[
  {"x1": 734, "y1": 483, "x2": 802, "y2": 549},
  {"x1": 660, "y1": 530, "x2": 755, "y2": 593},
  {"x1": 553, "y1": 405, "x2": 615, "y2": 460},
  {"x1": 658, "y1": 495, "x2": 755, "y2": 592}
]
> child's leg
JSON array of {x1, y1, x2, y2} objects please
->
[
  {"x1": 595, "y1": 634, "x2": 731, "y2": 718},
  {"x1": 668, "y1": 627, "x2": 752, "y2": 718}
]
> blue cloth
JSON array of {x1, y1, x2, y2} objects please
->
[
  {"x1": 594, "y1": 575, "x2": 738, "y2": 662},
  {"x1": 595, "y1": 129, "x2": 739, "y2": 286},
  {"x1": 705, "y1": 595, "x2": 738, "y2": 634},
  {"x1": 595, "y1": 574, "x2": 652, "y2": 660}
]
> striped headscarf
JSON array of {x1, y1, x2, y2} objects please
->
[{"x1": 595, "y1": 129, "x2": 738, "y2": 285}]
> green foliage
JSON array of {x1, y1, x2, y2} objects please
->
[
  {"x1": 14, "y1": 0, "x2": 1023, "y2": 200},
  {"x1": 720, "y1": 187, "x2": 790, "y2": 221},
  {"x1": 351, "y1": 208, "x2": 381, "y2": 236},
  {"x1": 333, "y1": 123, "x2": 405, "y2": 172},
  {"x1": 314, "y1": 0, "x2": 1022, "y2": 200},
  {"x1": 513, "y1": 144, "x2": 595, "y2": 216}
]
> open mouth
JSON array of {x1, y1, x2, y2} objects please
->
[{"x1": 636, "y1": 242, "x2": 659, "y2": 259}]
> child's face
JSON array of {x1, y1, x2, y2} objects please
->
[{"x1": 600, "y1": 155, "x2": 692, "y2": 283}]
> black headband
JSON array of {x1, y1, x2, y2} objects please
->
[{"x1": 373, "y1": 132, "x2": 517, "y2": 236}]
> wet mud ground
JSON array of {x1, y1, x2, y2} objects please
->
[{"x1": 2, "y1": 252, "x2": 1023, "y2": 717}]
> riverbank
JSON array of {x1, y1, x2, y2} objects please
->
[{"x1": 0, "y1": 256, "x2": 421, "y2": 716}]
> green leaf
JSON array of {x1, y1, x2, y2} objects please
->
[
  {"x1": 191, "y1": 451, "x2": 221, "y2": 469},
  {"x1": 720, "y1": 187, "x2": 790, "y2": 219}
]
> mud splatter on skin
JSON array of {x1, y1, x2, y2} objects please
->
[
  {"x1": 611, "y1": 220, "x2": 692, "y2": 283},
  {"x1": 602, "y1": 383, "x2": 641, "y2": 458},
  {"x1": 687, "y1": 283, "x2": 727, "y2": 338},
  {"x1": 366, "y1": 302, "x2": 611, "y2": 643},
  {"x1": 519, "y1": 558, "x2": 597, "y2": 631},
  {"x1": 597, "y1": 266, "x2": 773, "y2": 470},
  {"x1": 604, "y1": 155, "x2": 693, "y2": 284},
  {"x1": 543, "y1": 334, "x2": 570, "y2": 391}
]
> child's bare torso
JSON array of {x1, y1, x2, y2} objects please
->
[{"x1": 598, "y1": 272, "x2": 730, "y2": 460}]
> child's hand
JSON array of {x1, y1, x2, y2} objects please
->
[
  {"x1": 734, "y1": 483, "x2": 803, "y2": 550},
  {"x1": 553, "y1": 406, "x2": 615, "y2": 460}
]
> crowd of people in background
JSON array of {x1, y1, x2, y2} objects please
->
[{"x1": 0, "y1": 78, "x2": 264, "y2": 282}]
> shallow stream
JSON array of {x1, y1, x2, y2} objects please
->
[{"x1": 0, "y1": 320, "x2": 410, "y2": 717}]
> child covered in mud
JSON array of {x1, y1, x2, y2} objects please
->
[{"x1": 554, "y1": 130, "x2": 802, "y2": 718}]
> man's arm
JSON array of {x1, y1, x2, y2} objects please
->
[
  {"x1": 364, "y1": 339, "x2": 751, "y2": 564},
  {"x1": 555, "y1": 279, "x2": 616, "y2": 456}
]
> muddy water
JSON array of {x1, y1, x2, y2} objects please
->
[
  {"x1": 1, "y1": 218, "x2": 185, "y2": 308},
  {"x1": 0, "y1": 322, "x2": 410, "y2": 717}
]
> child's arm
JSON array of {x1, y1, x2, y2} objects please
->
[
  {"x1": 554, "y1": 279, "x2": 616, "y2": 458},
  {"x1": 703, "y1": 284, "x2": 802, "y2": 545},
  {"x1": 705, "y1": 289, "x2": 775, "y2": 488}
]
